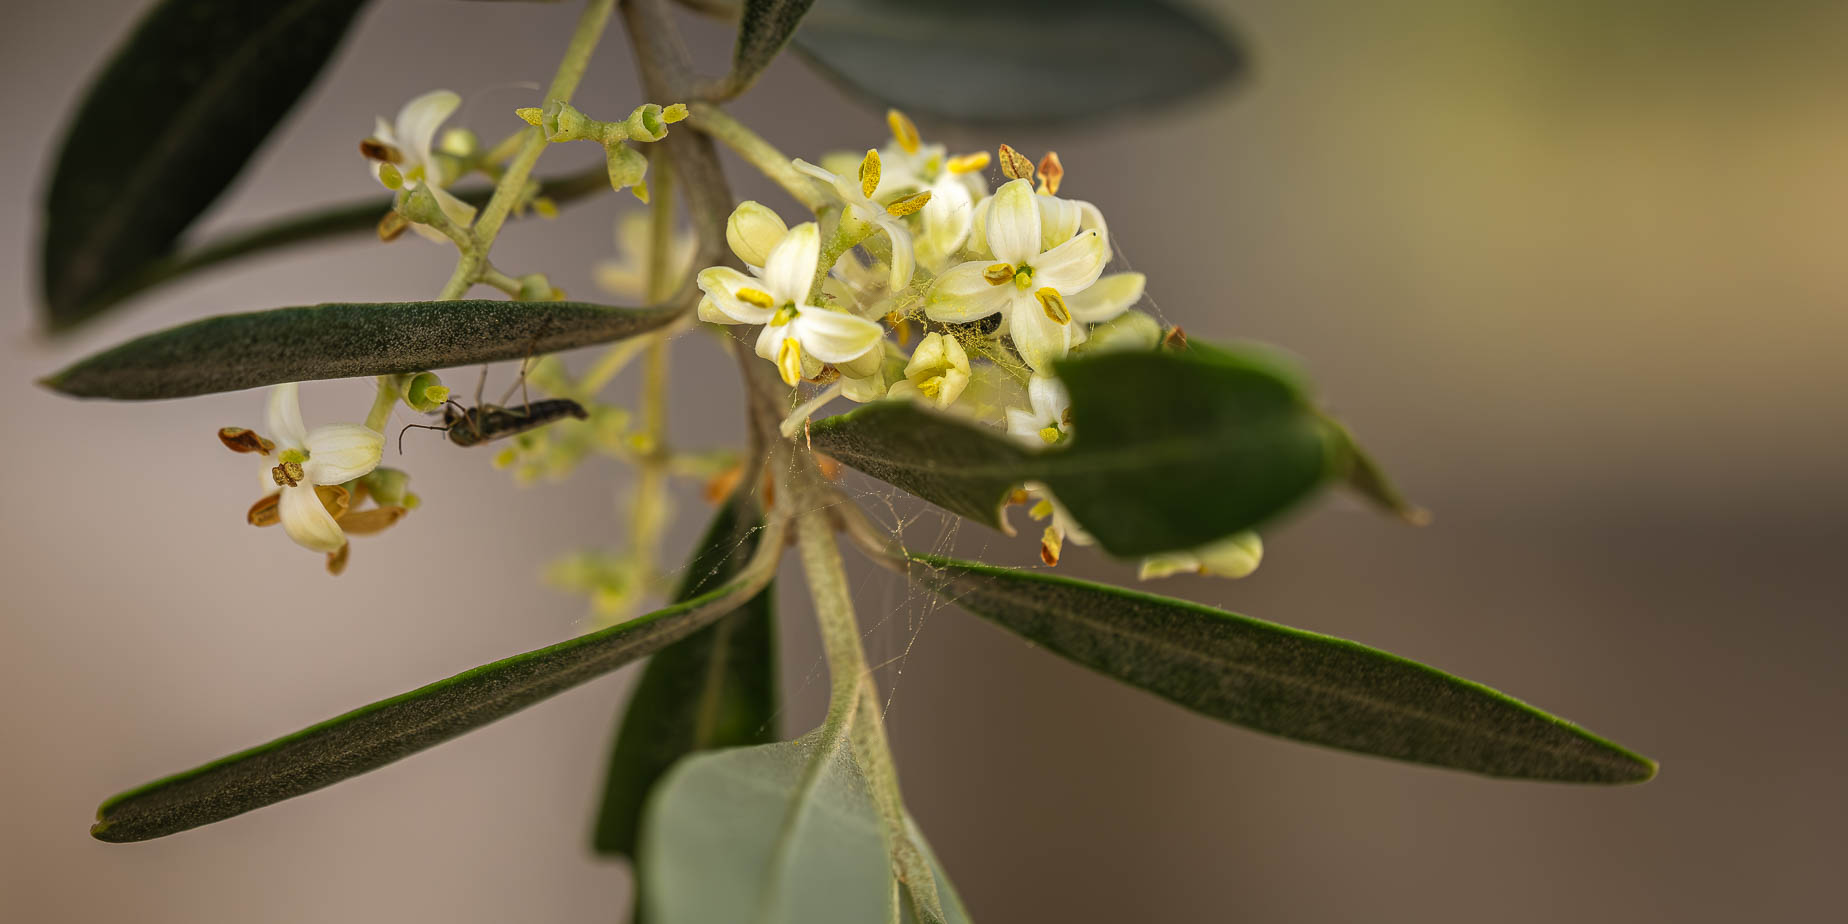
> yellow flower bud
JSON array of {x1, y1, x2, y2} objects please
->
[{"x1": 726, "y1": 201, "x2": 789, "y2": 266}]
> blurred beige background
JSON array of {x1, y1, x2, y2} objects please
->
[{"x1": 4, "y1": 0, "x2": 1846, "y2": 921}]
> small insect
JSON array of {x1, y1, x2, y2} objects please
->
[{"x1": 400, "y1": 398, "x2": 589, "y2": 451}]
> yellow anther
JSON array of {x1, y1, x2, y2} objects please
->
[
  {"x1": 662, "y1": 102, "x2": 689, "y2": 123},
  {"x1": 1040, "y1": 526, "x2": 1063, "y2": 566},
  {"x1": 736, "y1": 287, "x2": 775, "y2": 309},
  {"x1": 376, "y1": 162, "x2": 403, "y2": 190},
  {"x1": 377, "y1": 211, "x2": 409, "y2": 242},
  {"x1": 983, "y1": 263, "x2": 1016, "y2": 286},
  {"x1": 1036, "y1": 287, "x2": 1071, "y2": 325},
  {"x1": 218, "y1": 427, "x2": 274, "y2": 456},
  {"x1": 998, "y1": 144, "x2": 1034, "y2": 180},
  {"x1": 859, "y1": 148, "x2": 882, "y2": 198},
  {"x1": 776, "y1": 338, "x2": 804, "y2": 386},
  {"x1": 1039, "y1": 426, "x2": 1062, "y2": 444},
  {"x1": 358, "y1": 138, "x2": 402, "y2": 164},
  {"x1": 531, "y1": 197, "x2": 559, "y2": 219},
  {"x1": 917, "y1": 377, "x2": 942, "y2": 398},
  {"x1": 1030, "y1": 499, "x2": 1055, "y2": 520},
  {"x1": 1036, "y1": 151, "x2": 1064, "y2": 196},
  {"x1": 515, "y1": 107, "x2": 543, "y2": 126},
  {"x1": 246, "y1": 493, "x2": 281, "y2": 527},
  {"x1": 886, "y1": 109, "x2": 921, "y2": 155},
  {"x1": 885, "y1": 190, "x2": 932, "y2": 218},
  {"x1": 770, "y1": 303, "x2": 799, "y2": 326},
  {"x1": 946, "y1": 151, "x2": 990, "y2": 175}
]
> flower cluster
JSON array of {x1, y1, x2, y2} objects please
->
[{"x1": 696, "y1": 111, "x2": 1260, "y2": 578}]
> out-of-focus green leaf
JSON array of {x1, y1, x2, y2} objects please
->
[
  {"x1": 640, "y1": 732, "x2": 965, "y2": 923},
  {"x1": 90, "y1": 567, "x2": 776, "y2": 844},
  {"x1": 809, "y1": 344, "x2": 1339, "y2": 558},
  {"x1": 787, "y1": 0, "x2": 1247, "y2": 124},
  {"x1": 592, "y1": 492, "x2": 778, "y2": 858},
  {"x1": 729, "y1": 0, "x2": 817, "y2": 93},
  {"x1": 42, "y1": 299, "x2": 681, "y2": 400},
  {"x1": 40, "y1": 0, "x2": 370, "y2": 331},
  {"x1": 906, "y1": 554, "x2": 1657, "y2": 783}
]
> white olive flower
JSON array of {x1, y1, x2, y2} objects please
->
[
  {"x1": 874, "y1": 109, "x2": 990, "y2": 203},
  {"x1": 695, "y1": 222, "x2": 885, "y2": 385},
  {"x1": 1139, "y1": 532, "x2": 1264, "y2": 581},
  {"x1": 595, "y1": 210, "x2": 696, "y2": 300},
  {"x1": 926, "y1": 179, "x2": 1107, "y2": 372},
  {"x1": 887, "y1": 332, "x2": 971, "y2": 409},
  {"x1": 1019, "y1": 483, "x2": 1091, "y2": 566},
  {"x1": 1005, "y1": 374, "x2": 1072, "y2": 446},
  {"x1": 916, "y1": 175, "x2": 976, "y2": 274},
  {"x1": 365, "y1": 90, "x2": 477, "y2": 243},
  {"x1": 229, "y1": 383, "x2": 385, "y2": 553},
  {"x1": 793, "y1": 152, "x2": 929, "y2": 294}
]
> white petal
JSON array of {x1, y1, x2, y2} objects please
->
[
  {"x1": 792, "y1": 307, "x2": 884, "y2": 364},
  {"x1": 395, "y1": 89, "x2": 460, "y2": 169},
  {"x1": 966, "y1": 196, "x2": 993, "y2": 257},
  {"x1": 279, "y1": 484, "x2": 345, "y2": 553},
  {"x1": 924, "y1": 261, "x2": 1014, "y2": 323},
  {"x1": 877, "y1": 217, "x2": 916, "y2": 292},
  {"x1": 372, "y1": 116, "x2": 397, "y2": 147},
  {"x1": 1028, "y1": 373, "x2": 1070, "y2": 420},
  {"x1": 1007, "y1": 293, "x2": 1075, "y2": 372},
  {"x1": 1066, "y1": 272, "x2": 1145, "y2": 324},
  {"x1": 985, "y1": 179, "x2": 1042, "y2": 266},
  {"x1": 427, "y1": 184, "x2": 477, "y2": 231},
  {"x1": 1077, "y1": 199, "x2": 1110, "y2": 250},
  {"x1": 754, "y1": 321, "x2": 792, "y2": 362},
  {"x1": 303, "y1": 424, "x2": 384, "y2": 484},
  {"x1": 1037, "y1": 195, "x2": 1084, "y2": 250},
  {"x1": 696, "y1": 267, "x2": 776, "y2": 324},
  {"x1": 1006, "y1": 407, "x2": 1045, "y2": 444},
  {"x1": 791, "y1": 158, "x2": 839, "y2": 185},
  {"x1": 266, "y1": 383, "x2": 307, "y2": 448},
  {"x1": 1032, "y1": 230, "x2": 1106, "y2": 295},
  {"x1": 1197, "y1": 532, "x2": 1264, "y2": 579},
  {"x1": 763, "y1": 222, "x2": 820, "y2": 305}
]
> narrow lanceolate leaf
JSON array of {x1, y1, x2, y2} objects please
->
[
  {"x1": 730, "y1": 0, "x2": 817, "y2": 93},
  {"x1": 908, "y1": 555, "x2": 1657, "y2": 783},
  {"x1": 639, "y1": 734, "x2": 893, "y2": 923},
  {"x1": 593, "y1": 492, "x2": 778, "y2": 857},
  {"x1": 809, "y1": 344, "x2": 1339, "y2": 558},
  {"x1": 62, "y1": 166, "x2": 609, "y2": 324},
  {"x1": 40, "y1": 0, "x2": 370, "y2": 331},
  {"x1": 43, "y1": 300, "x2": 681, "y2": 400},
  {"x1": 90, "y1": 565, "x2": 777, "y2": 844},
  {"x1": 789, "y1": 0, "x2": 1247, "y2": 124}
]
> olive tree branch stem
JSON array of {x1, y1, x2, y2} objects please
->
[{"x1": 686, "y1": 103, "x2": 827, "y2": 212}]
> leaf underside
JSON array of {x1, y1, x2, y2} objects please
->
[
  {"x1": 907, "y1": 554, "x2": 1656, "y2": 783},
  {"x1": 790, "y1": 0, "x2": 1247, "y2": 123},
  {"x1": 43, "y1": 299, "x2": 681, "y2": 400},
  {"x1": 809, "y1": 345, "x2": 1339, "y2": 557},
  {"x1": 593, "y1": 491, "x2": 779, "y2": 858},
  {"x1": 731, "y1": 0, "x2": 818, "y2": 91},
  {"x1": 40, "y1": 0, "x2": 371, "y2": 331},
  {"x1": 90, "y1": 577, "x2": 761, "y2": 844}
]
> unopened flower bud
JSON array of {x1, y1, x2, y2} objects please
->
[
  {"x1": 359, "y1": 467, "x2": 413, "y2": 506},
  {"x1": 546, "y1": 102, "x2": 593, "y2": 142},
  {"x1": 624, "y1": 103, "x2": 672, "y2": 142},
  {"x1": 398, "y1": 372, "x2": 449, "y2": 412},
  {"x1": 1081, "y1": 309, "x2": 1162, "y2": 354},
  {"x1": 518, "y1": 273, "x2": 563, "y2": 301},
  {"x1": 401, "y1": 183, "x2": 444, "y2": 226},
  {"x1": 726, "y1": 201, "x2": 788, "y2": 267}
]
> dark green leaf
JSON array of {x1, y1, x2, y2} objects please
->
[
  {"x1": 40, "y1": 0, "x2": 371, "y2": 331},
  {"x1": 42, "y1": 299, "x2": 681, "y2": 400},
  {"x1": 906, "y1": 554, "x2": 1657, "y2": 783},
  {"x1": 789, "y1": 0, "x2": 1247, "y2": 124},
  {"x1": 90, "y1": 568, "x2": 775, "y2": 844},
  {"x1": 730, "y1": 0, "x2": 817, "y2": 93},
  {"x1": 809, "y1": 344, "x2": 1339, "y2": 557},
  {"x1": 638, "y1": 733, "x2": 895, "y2": 923},
  {"x1": 592, "y1": 492, "x2": 778, "y2": 858},
  {"x1": 60, "y1": 166, "x2": 610, "y2": 325}
]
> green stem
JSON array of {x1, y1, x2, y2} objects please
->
[
  {"x1": 630, "y1": 149, "x2": 678, "y2": 586},
  {"x1": 687, "y1": 102, "x2": 828, "y2": 213},
  {"x1": 438, "y1": 0, "x2": 617, "y2": 299},
  {"x1": 364, "y1": 376, "x2": 400, "y2": 433}
]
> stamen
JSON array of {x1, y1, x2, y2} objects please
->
[
  {"x1": 1030, "y1": 499, "x2": 1055, "y2": 520},
  {"x1": 946, "y1": 152, "x2": 990, "y2": 175},
  {"x1": 859, "y1": 149, "x2": 881, "y2": 198},
  {"x1": 218, "y1": 427, "x2": 274, "y2": 456},
  {"x1": 998, "y1": 144, "x2": 1034, "y2": 180},
  {"x1": 1036, "y1": 287, "x2": 1071, "y2": 325},
  {"x1": 917, "y1": 377, "x2": 942, "y2": 398},
  {"x1": 776, "y1": 338, "x2": 804, "y2": 386},
  {"x1": 271, "y1": 460, "x2": 305, "y2": 488},
  {"x1": 1039, "y1": 426, "x2": 1062, "y2": 444},
  {"x1": 886, "y1": 109, "x2": 921, "y2": 155},
  {"x1": 983, "y1": 263, "x2": 1017, "y2": 286},
  {"x1": 326, "y1": 543, "x2": 350, "y2": 577},
  {"x1": 1036, "y1": 151, "x2": 1064, "y2": 196},
  {"x1": 246, "y1": 494, "x2": 281, "y2": 527},
  {"x1": 359, "y1": 138, "x2": 402, "y2": 163},
  {"x1": 1039, "y1": 526, "x2": 1063, "y2": 566},
  {"x1": 736, "y1": 287, "x2": 775, "y2": 309},
  {"x1": 885, "y1": 190, "x2": 932, "y2": 217},
  {"x1": 770, "y1": 303, "x2": 800, "y2": 327},
  {"x1": 377, "y1": 211, "x2": 409, "y2": 242}
]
